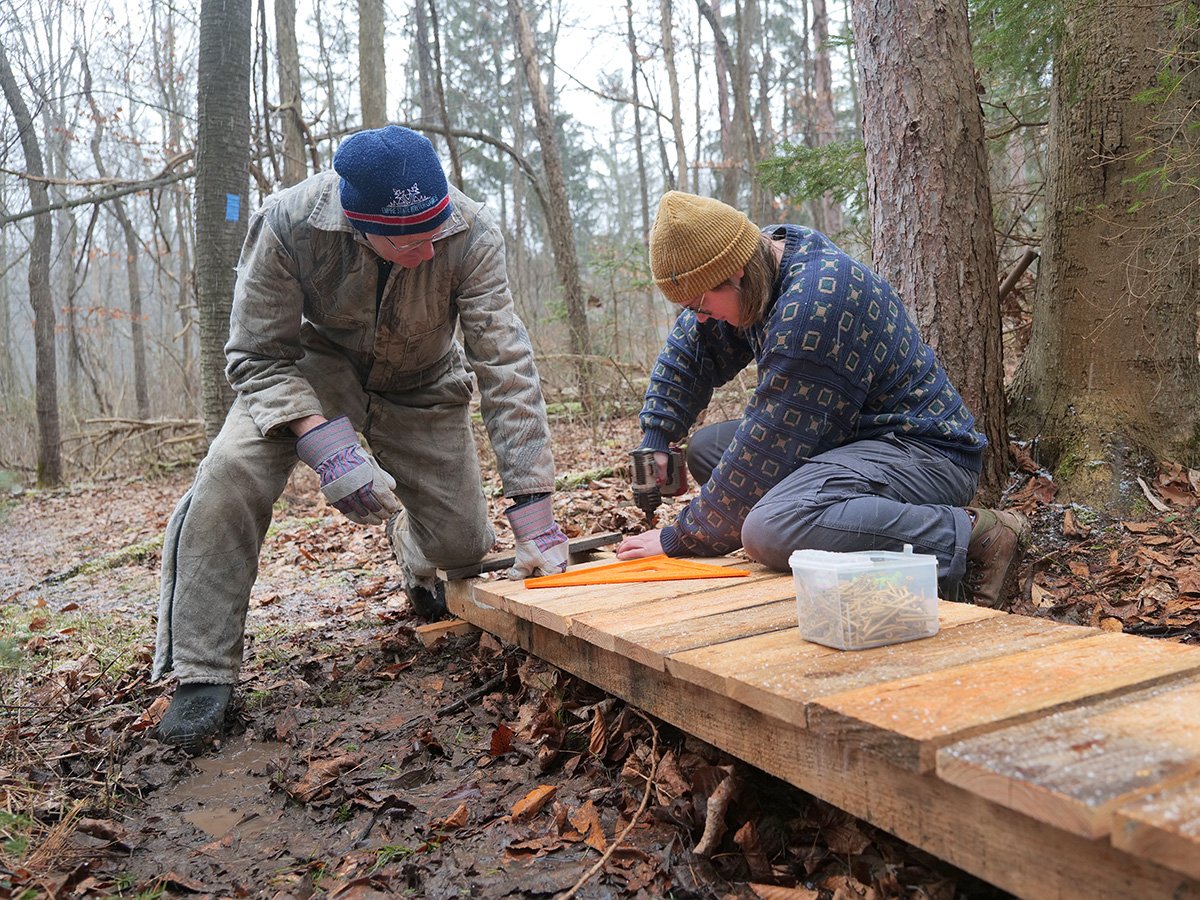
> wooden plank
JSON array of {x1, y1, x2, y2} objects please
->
[
  {"x1": 414, "y1": 618, "x2": 479, "y2": 647},
  {"x1": 569, "y1": 575, "x2": 797, "y2": 657},
  {"x1": 605, "y1": 598, "x2": 800, "y2": 671},
  {"x1": 1112, "y1": 779, "x2": 1200, "y2": 880},
  {"x1": 667, "y1": 608, "x2": 1076, "y2": 720},
  {"x1": 436, "y1": 532, "x2": 621, "y2": 579},
  {"x1": 498, "y1": 557, "x2": 765, "y2": 635},
  {"x1": 937, "y1": 677, "x2": 1200, "y2": 838},
  {"x1": 808, "y1": 632, "x2": 1200, "y2": 773},
  {"x1": 447, "y1": 586, "x2": 1200, "y2": 900}
]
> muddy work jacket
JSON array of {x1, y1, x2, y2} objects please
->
[{"x1": 224, "y1": 173, "x2": 554, "y2": 497}]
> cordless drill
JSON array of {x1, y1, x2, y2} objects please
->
[{"x1": 630, "y1": 447, "x2": 688, "y2": 525}]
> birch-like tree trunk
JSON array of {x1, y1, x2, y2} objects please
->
[
  {"x1": 195, "y1": 0, "x2": 251, "y2": 437},
  {"x1": 851, "y1": 0, "x2": 1005, "y2": 499},
  {"x1": 1010, "y1": 1, "x2": 1200, "y2": 508},
  {"x1": 507, "y1": 0, "x2": 593, "y2": 408},
  {"x1": 359, "y1": 0, "x2": 386, "y2": 127},
  {"x1": 0, "y1": 43, "x2": 61, "y2": 485}
]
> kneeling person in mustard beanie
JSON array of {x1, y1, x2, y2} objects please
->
[{"x1": 616, "y1": 191, "x2": 1030, "y2": 608}]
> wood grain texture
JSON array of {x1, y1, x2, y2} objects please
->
[
  {"x1": 937, "y1": 677, "x2": 1200, "y2": 837},
  {"x1": 569, "y1": 576, "x2": 797, "y2": 659},
  {"x1": 605, "y1": 598, "x2": 800, "y2": 670},
  {"x1": 1112, "y1": 779, "x2": 1200, "y2": 880},
  {"x1": 499, "y1": 557, "x2": 764, "y2": 634},
  {"x1": 448, "y1": 584, "x2": 1200, "y2": 900},
  {"x1": 809, "y1": 632, "x2": 1200, "y2": 772}
]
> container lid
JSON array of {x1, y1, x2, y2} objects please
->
[{"x1": 788, "y1": 545, "x2": 936, "y2": 569}]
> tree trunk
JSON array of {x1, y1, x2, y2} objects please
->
[
  {"x1": 0, "y1": 43, "x2": 61, "y2": 485},
  {"x1": 507, "y1": 0, "x2": 593, "y2": 408},
  {"x1": 660, "y1": 0, "x2": 689, "y2": 190},
  {"x1": 851, "y1": 0, "x2": 1006, "y2": 500},
  {"x1": 359, "y1": 0, "x2": 387, "y2": 127},
  {"x1": 626, "y1": 0, "x2": 650, "y2": 244},
  {"x1": 82, "y1": 57, "x2": 149, "y2": 418},
  {"x1": 195, "y1": 0, "x2": 251, "y2": 438},
  {"x1": 427, "y1": 0, "x2": 463, "y2": 187},
  {"x1": 1009, "y1": 1, "x2": 1200, "y2": 509},
  {"x1": 810, "y1": 0, "x2": 842, "y2": 236},
  {"x1": 274, "y1": 0, "x2": 307, "y2": 186}
]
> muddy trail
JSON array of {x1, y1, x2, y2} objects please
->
[{"x1": 2, "y1": 414, "x2": 1197, "y2": 898}]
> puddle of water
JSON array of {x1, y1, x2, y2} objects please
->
[{"x1": 173, "y1": 737, "x2": 282, "y2": 839}]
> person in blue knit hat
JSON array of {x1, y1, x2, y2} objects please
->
[
  {"x1": 617, "y1": 191, "x2": 1030, "y2": 609},
  {"x1": 153, "y1": 125, "x2": 567, "y2": 753}
]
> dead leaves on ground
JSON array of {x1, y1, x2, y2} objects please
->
[{"x1": 1012, "y1": 459, "x2": 1200, "y2": 641}]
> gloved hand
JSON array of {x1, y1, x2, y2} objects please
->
[
  {"x1": 506, "y1": 494, "x2": 569, "y2": 579},
  {"x1": 295, "y1": 416, "x2": 400, "y2": 526}
]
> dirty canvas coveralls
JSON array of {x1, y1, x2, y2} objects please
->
[
  {"x1": 154, "y1": 175, "x2": 554, "y2": 684},
  {"x1": 639, "y1": 225, "x2": 987, "y2": 592}
]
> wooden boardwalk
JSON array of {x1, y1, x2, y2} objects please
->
[{"x1": 444, "y1": 555, "x2": 1200, "y2": 900}]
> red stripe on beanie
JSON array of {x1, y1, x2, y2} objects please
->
[{"x1": 344, "y1": 194, "x2": 450, "y2": 227}]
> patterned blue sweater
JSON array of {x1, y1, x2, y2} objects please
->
[{"x1": 640, "y1": 225, "x2": 986, "y2": 557}]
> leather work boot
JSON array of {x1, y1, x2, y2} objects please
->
[
  {"x1": 963, "y1": 508, "x2": 1032, "y2": 609},
  {"x1": 387, "y1": 511, "x2": 450, "y2": 620},
  {"x1": 407, "y1": 580, "x2": 449, "y2": 620},
  {"x1": 156, "y1": 683, "x2": 232, "y2": 755}
]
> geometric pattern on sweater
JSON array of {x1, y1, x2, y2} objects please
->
[{"x1": 639, "y1": 224, "x2": 986, "y2": 557}]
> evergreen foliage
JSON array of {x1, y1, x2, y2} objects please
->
[{"x1": 756, "y1": 139, "x2": 866, "y2": 218}]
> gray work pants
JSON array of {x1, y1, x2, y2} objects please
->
[
  {"x1": 153, "y1": 344, "x2": 494, "y2": 685},
  {"x1": 687, "y1": 421, "x2": 976, "y2": 589}
]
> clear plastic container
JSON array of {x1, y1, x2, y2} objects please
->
[{"x1": 788, "y1": 544, "x2": 939, "y2": 650}]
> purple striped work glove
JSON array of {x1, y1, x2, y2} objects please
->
[
  {"x1": 506, "y1": 494, "x2": 569, "y2": 579},
  {"x1": 295, "y1": 416, "x2": 400, "y2": 526}
]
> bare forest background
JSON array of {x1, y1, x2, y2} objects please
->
[{"x1": 1, "y1": 0, "x2": 1198, "y2": 514}]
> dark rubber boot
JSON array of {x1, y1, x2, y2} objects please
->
[
  {"x1": 156, "y1": 683, "x2": 232, "y2": 754},
  {"x1": 408, "y1": 581, "x2": 449, "y2": 620}
]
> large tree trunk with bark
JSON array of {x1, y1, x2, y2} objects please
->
[
  {"x1": 851, "y1": 0, "x2": 1006, "y2": 501},
  {"x1": 0, "y1": 43, "x2": 61, "y2": 485},
  {"x1": 1009, "y1": 0, "x2": 1200, "y2": 509},
  {"x1": 195, "y1": 0, "x2": 251, "y2": 438},
  {"x1": 358, "y1": 0, "x2": 386, "y2": 127},
  {"x1": 507, "y1": 0, "x2": 593, "y2": 409},
  {"x1": 274, "y1": 0, "x2": 307, "y2": 186}
]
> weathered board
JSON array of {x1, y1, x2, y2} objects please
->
[
  {"x1": 938, "y1": 677, "x2": 1200, "y2": 837},
  {"x1": 443, "y1": 559, "x2": 1200, "y2": 899},
  {"x1": 1112, "y1": 778, "x2": 1200, "y2": 880}
]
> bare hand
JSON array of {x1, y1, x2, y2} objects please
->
[{"x1": 617, "y1": 529, "x2": 664, "y2": 559}]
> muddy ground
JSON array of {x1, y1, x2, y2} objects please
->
[{"x1": 2, "y1": 411, "x2": 1197, "y2": 899}]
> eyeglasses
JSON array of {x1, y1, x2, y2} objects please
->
[
  {"x1": 682, "y1": 294, "x2": 711, "y2": 317},
  {"x1": 370, "y1": 222, "x2": 455, "y2": 253}
]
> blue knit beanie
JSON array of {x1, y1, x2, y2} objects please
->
[{"x1": 334, "y1": 126, "x2": 453, "y2": 236}]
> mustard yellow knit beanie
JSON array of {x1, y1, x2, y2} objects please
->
[{"x1": 649, "y1": 191, "x2": 762, "y2": 304}]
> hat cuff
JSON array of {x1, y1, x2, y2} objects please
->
[{"x1": 345, "y1": 195, "x2": 453, "y2": 236}]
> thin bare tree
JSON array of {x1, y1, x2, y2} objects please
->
[
  {"x1": 0, "y1": 42, "x2": 61, "y2": 484},
  {"x1": 275, "y1": 0, "x2": 307, "y2": 185},
  {"x1": 359, "y1": 0, "x2": 387, "y2": 126},
  {"x1": 507, "y1": 0, "x2": 593, "y2": 408}
]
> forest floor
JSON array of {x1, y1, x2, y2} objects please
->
[{"x1": 2, "y1": 406, "x2": 1198, "y2": 900}]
